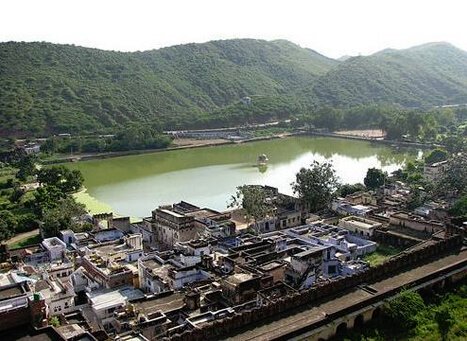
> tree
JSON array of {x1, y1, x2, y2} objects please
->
[
  {"x1": 0, "y1": 210, "x2": 18, "y2": 242},
  {"x1": 41, "y1": 196, "x2": 86, "y2": 237},
  {"x1": 337, "y1": 183, "x2": 366, "y2": 197},
  {"x1": 364, "y1": 168, "x2": 386, "y2": 190},
  {"x1": 449, "y1": 195, "x2": 467, "y2": 217},
  {"x1": 49, "y1": 316, "x2": 60, "y2": 327},
  {"x1": 292, "y1": 161, "x2": 340, "y2": 213},
  {"x1": 37, "y1": 166, "x2": 83, "y2": 193},
  {"x1": 384, "y1": 290, "x2": 425, "y2": 329},
  {"x1": 436, "y1": 156, "x2": 467, "y2": 196},
  {"x1": 435, "y1": 306, "x2": 453, "y2": 341},
  {"x1": 313, "y1": 107, "x2": 343, "y2": 131},
  {"x1": 15, "y1": 155, "x2": 37, "y2": 181},
  {"x1": 40, "y1": 137, "x2": 58, "y2": 154},
  {"x1": 442, "y1": 135, "x2": 465, "y2": 153},
  {"x1": 34, "y1": 185, "x2": 68, "y2": 216},
  {"x1": 424, "y1": 148, "x2": 448, "y2": 165},
  {"x1": 229, "y1": 185, "x2": 273, "y2": 227}
]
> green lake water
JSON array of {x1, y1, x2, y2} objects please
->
[{"x1": 66, "y1": 136, "x2": 419, "y2": 218}]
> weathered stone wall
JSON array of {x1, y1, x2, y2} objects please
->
[
  {"x1": 167, "y1": 234, "x2": 462, "y2": 341},
  {"x1": 372, "y1": 229, "x2": 419, "y2": 247}
]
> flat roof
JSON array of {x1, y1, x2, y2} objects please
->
[
  {"x1": 224, "y1": 273, "x2": 254, "y2": 285},
  {"x1": 134, "y1": 293, "x2": 185, "y2": 314},
  {"x1": 0, "y1": 283, "x2": 26, "y2": 300},
  {"x1": 294, "y1": 248, "x2": 324, "y2": 259},
  {"x1": 344, "y1": 219, "x2": 376, "y2": 230},
  {"x1": 185, "y1": 208, "x2": 220, "y2": 220},
  {"x1": 159, "y1": 209, "x2": 185, "y2": 218},
  {"x1": 89, "y1": 287, "x2": 144, "y2": 311},
  {"x1": 259, "y1": 261, "x2": 283, "y2": 271}
]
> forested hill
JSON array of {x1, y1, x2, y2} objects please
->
[
  {"x1": 0, "y1": 39, "x2": 336, "y2": 137},
  {"x1": 1, "y1": 39, "x2": 467, "y2": 137},
  {"x1": 311, "y1": 42, "x2": 467, "y2": 107}
]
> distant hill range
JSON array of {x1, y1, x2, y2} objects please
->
[{"x1": 1, "y1": 39, "x2": 467, "y2": 137}]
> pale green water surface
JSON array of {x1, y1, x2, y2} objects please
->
[{"x1": 66, "y1": 137, "x2": 418, "y2": 217}]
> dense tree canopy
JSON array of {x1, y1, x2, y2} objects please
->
[
  {"x1": 37, "y1": 166, "x2": 84, "y2": 193},
  {"x1": 337, "y1": 183, "x2": 366, "y2": 197},
  {"x1": 384, "y1": 290, "x2": 426, "y2": 329},
  {"x1": 0, "y1": 157, "x2": 88, "y2": 242},
  {"x1": 1, "y1": 40, "x2": 467, "y2": 137},
  {"x1": 229, "y1": 185, "x2": 273, "y2": 225},
  {"x1": 436, "y1": 156, "x2": 467, "y2": 196},
  {"x1": 364, "y1": 168, "x2": 387, "y2": 190},
  {"x1": 292, "y1": 161, "x2": 340, "y2": 212},
  {"x1": 41, "y1": 196, "x2": 87, "y2": 237},
  {"x1": 425, "y1": 148, "x2": 448, "y2": 165}
]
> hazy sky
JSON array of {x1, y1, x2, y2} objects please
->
[{"x1": 1, "y1": 0, "x2": 466, "y2": 58}]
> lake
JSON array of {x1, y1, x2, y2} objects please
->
[{"x1": 66, "y1": 136, "x2": 419, "y2": 218}]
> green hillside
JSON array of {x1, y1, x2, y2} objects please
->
[
  {"x1": 1, "y1": 39, "x2": 467, "y2": 138},
  {"x1": 0, "y1": 39, "x2": 335, "y2": 137},
  {"x1": 311, "y1": 42, "x2": 467, "y2": 107}
]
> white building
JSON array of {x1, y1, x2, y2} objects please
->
[
  {"x1": 338, "y1": 216, "x2": 382, "y2": 238},
  {"x1": 41, "y1": 237, "x2": 67, "y2": 262},
  {"x1": 87, "y1": 287, "x2": 144, "y2": 330},
  {"x1": 35, "y1": 278, "x2": 75, "y2": 316}
]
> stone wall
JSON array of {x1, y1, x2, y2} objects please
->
[
  {"x1": 166, "y1": 234, "x2": 462, "y2": 341},
  {"x1": 372, "y1": 229, "x2": 420, "y2": 247}
]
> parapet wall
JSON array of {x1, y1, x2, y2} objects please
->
[
  {"x1": 167, "y1": 234, "x2": 463, "y2": 341},
  {"x1": 373, "y1": 229, "x2": 420, "y2": 247}
]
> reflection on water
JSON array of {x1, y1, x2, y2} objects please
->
[
  {"x1": 66, "y1": 136, "x2": 418, "y2": 217},
  {"x1": 257, "y1": 165, "x2": 268, "y2": 173}
]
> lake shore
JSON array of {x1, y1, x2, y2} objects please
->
[
  {"x1": 64, "y1": 135, "x2": 416, "y2": 218},
  {"x1": 42, "y1": 131, "x2": 302, "y2": 164},
  {"x1": 42, "y1": 129, "x2": 438, "y2": 165}
]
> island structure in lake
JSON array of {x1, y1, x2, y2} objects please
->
[{"x1": 257, "y1": 153, "x2": 269, "y2": 166}]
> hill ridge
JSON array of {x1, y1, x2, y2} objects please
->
[{"x1": 1, "y1": 39, "x2": 467, "y2": 137}]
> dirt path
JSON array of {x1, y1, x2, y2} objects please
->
[{"x1": 5, "y1": 228, "x2": 40, "y2": 246}]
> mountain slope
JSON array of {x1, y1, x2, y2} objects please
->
[
  {"x1": 1, "y1": 40, "x2": 467, "y2": 138},
  {"x1": 0, "y1": 39, "x2": 336, "y2": 136},
  {"x1": 310, "y1": 42, "x2": 467, "y2": 107}
]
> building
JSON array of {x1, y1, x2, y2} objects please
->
[
  {"x1": 80, "y1": 234, "x2": 143, "y2": 289},
  {"x1": 138, "y1": 254, "x2": 171, "y2": 294},
  {"x1": 287, "y1": 247, "x2": 328, "y2": 289},
  {"x1": 221, "y1": 273, "x2": 261, "y2": 305},
  {"x1": 34, "y1": 278, "x2": 76, "y2": 316},
  {"x1": 150, "y1": 203, "x2": 199, "y2": 248},
  {"x1": 87, "y1": 287, "x2": 144, "y2": 330},
  {"x1": 424, "y1": 160, "x2": 448, "y2": 181},
  {"x1": 389, "y1": 211, "x2": 444, "y2": 234},
  {"x1": 332, "y1": 199, "x2": 374, "y2": 216},
  {"x1": 344, "y1": 191, "x2": 377, "y2": 206},
  {"x1": 0, "y1": 281, "x2": 47, "y2": 332},
  {"x1": 338, "y1": 216, "x2": 382, "y2": 238},
  {"x1": 41, "y1": 237, "x2": 67, "y2": 261}
]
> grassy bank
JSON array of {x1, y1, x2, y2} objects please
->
[
  {"x1": 73, "y1": 188, "x2": 141, "y2": 223},
  {"x1": 363, "y1": 244, "x2": 403, "y2": 267},
  {"x1": 8, "y1": 233, "x2": 41, "y2": 249},
  {"x1": 72, "y1": 189, "x2": 113, "y2": 215}
]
